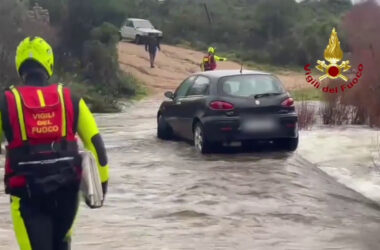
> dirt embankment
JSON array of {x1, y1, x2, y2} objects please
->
[{"x1": 118, "y1": 42, "x2": 307, "y2": 94}]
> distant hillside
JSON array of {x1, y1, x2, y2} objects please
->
[{"x1": 118, "y1": 0, "x2": 353, "y2": 66}]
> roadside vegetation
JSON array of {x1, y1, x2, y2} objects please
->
[{"x1": 0, "y1": 0, "x2": 142, "y2": 112}]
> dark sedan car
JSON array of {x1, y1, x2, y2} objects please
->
[{"x1": 157, "y1": 70, "x2": 298, "y2": 153}]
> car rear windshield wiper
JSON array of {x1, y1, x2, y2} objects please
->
[{"x1": 253, "y1": 93, "x2": 282, "y2": 99}]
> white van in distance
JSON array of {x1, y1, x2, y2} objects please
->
[{"x1": 120, "y1": 18, "x2": 163, "y2": 44}]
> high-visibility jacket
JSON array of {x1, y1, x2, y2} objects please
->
[
  {"x1": 201, "y1": 54, "x2": 227, "y2": 71},
  {"x1": 0, "y1": 84, "x2": 109, "y2": 198},
  {"x1": 202, "y1": 55, "x2": 216, "y2": 71}
]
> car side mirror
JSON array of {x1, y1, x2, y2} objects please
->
[{"x1": 164, "y1": 91, "x2": 174, "y2": 100}]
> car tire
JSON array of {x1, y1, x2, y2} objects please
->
[
  {"x1": 278, "y1": 137, "x2": 299, "y2": 151},
  {"x1": 193, "y1": 123, "x2": 212, "y2": 154},
  {"x1": 157, "y1": 115, "x2": 173, "y2": 140},
  {"x1": 135, "y1": 35, "x2": 141, "y2": 44}
]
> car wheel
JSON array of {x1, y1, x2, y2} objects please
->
[
  {"x1": 135, "y1": 35, "x2": 141, "y2": 44},
  {"x1": 193, "y1": 123, "x2": 212, "y2": 154},
  {"x1": 157, "y1": 115, "x2": 173, "y2": 140},
  {"x1": 278, "y1": 137, "x2": 299, "y2": 151}
]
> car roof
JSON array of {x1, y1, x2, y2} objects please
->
[
  {"x1": 128, "y1": 18, "x2": 149, "y2": 22},
  {"x1": 196, "y1": 70, "x2": 271, "y2": 79}
]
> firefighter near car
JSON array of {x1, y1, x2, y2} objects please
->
[{"x1": 200, "y1": 47, "x2": 227, "y2": 71}]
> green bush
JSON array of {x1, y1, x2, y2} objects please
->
[
  {"x1": 90, "y1": 22, "x2": 120, "y2": 46},
  {"x1": 82, "y1": 22, "x2": 140, "y2": 99}
]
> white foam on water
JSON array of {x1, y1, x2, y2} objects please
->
[{"x1": 299, "y1": 126, "x2": 380, "y2": 202}]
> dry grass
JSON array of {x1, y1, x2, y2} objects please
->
[
  {"x1": 297, "y1": 100, "x2": 316, "y2": 130},
  {"x1": 319, "y1": 96, "x2": 368, "y2": 126}
]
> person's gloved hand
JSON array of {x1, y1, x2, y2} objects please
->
[{"x1": 102, "y1": 181, "x2": 108, "y2": 198}]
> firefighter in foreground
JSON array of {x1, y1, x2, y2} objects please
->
[
  {"x1": 0, "y1": 36, "x2": 109, "y2": 250},
  {"x1": 200, "y1": 47, "x2": 227, "y2": 71}
]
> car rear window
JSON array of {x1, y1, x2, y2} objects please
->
[{"x1": 219, "y1": 74, "x2": 285, "y2": 97}]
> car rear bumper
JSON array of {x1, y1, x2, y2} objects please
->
[{"x1": 202, "y1": 114, "x2": 298, "y2": 142}]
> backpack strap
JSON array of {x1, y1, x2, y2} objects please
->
[
  {"x1": 9, "y1": 85, "x2": 27, "y2": 142},
  {"x1": 57, "y1": 84, "x2": 67, "y2": 138}
]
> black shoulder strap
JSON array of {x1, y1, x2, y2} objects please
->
[
  {"x1": 72, "y1": 95, "x2": 80, "y2": 134},
  {"x1": 0, "y1": 91, "x2": 13, "y2": 142},
  {"x1": 62, "y1": 86, "x2": 80, "y2": 134}
]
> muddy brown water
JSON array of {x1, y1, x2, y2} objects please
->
[{"x1": 1, "y1": 97, "x2": 380, "y2": 249}]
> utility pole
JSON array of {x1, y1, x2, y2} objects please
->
[{"x1": 203, "y1": 2, "x2": 212, "y2": 25}]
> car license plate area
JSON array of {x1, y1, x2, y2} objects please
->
[{"x1": 241, "y1": 118, "x2": 277, "y2": 132}]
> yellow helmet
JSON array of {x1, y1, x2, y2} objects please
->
[
  {"x1": 208, "y1": 47, "x2": 215, "y2": 54},
  {"x1": 15, "y1": 36, "x2": 54, "y2": 78}
]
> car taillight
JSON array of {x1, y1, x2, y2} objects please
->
[
  {"x1": 281, "y1": 98, "x2": 294, "y2": 107},
  {"x1": 209, "y1": 101, "x2": 234, "y2": 111}
]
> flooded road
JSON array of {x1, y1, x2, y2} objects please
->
[{"x1": 1, "y1": 97, "x2": 380, "y2": 249}]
